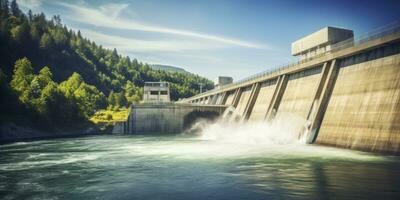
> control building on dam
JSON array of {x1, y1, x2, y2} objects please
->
[{"x1": 179, "y1": 25, "x2": 400, "y2": 153}]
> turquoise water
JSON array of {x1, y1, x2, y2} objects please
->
[{"x1": 0, "y1": 135, "x2": 399, "y2": 199}]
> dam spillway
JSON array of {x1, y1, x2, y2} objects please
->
[
  {"x1": 179, "y1": 25, "x2": 400, "y2": 153},
  {"x1": 113, "y1": 103, "x2": 227, "y2": 134}
]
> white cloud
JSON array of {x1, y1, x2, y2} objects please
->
[
  {"x1": 99, "y1": 3, "x2": 129, "y2": 19},
  {"x1": 58, "y1": 2, "x2": 266, "y2": 49},
  {"x1": 76, "y1": 28, "x2": 227, "y2": 53},
  {"x1": 17, "y1": 0, "x2": 43, "y2": 10}
]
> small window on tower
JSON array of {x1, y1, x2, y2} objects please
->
[
  {"x1": 150, "y1": 91, "x2": 159, "y2": 95},
  {"x1": 160, "y1": 91, "x2": 168, "y2": 95}
]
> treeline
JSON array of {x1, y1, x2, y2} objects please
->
[
  {"x1": 0, "y1": 0, "x2": 213, "y2": 130},
  {"x1": 0, "y1": 58, "x2": 92, "y2": 129}
]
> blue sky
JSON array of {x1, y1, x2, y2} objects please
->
[{"x1": 17, "y1": 0, "x2": 400, "y2": 80}]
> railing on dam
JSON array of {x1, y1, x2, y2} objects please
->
[{"x1": 185, "y1": 22, "x2": 400, "y2": 100}]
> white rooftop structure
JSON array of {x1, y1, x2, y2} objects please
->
[
  {"x1": 214, "y1": 76, "x2": 233, "y2": 89},
  {"x1": 292, "y1": 27, "x2": 354, "y2": 60},
  {"x1": 143, "y1": 82, "x2": 170, "y2": 103}
]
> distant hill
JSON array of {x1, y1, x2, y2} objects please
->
[{"x1": 150, "y1": 64, "x2": 190, "y2": 74}]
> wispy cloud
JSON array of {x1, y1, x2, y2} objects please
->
[
  {"x1": 76, "y1": 28, "x2": 227, "y2": 53},
  {"x1": 17, "y1": 0, "x2": 43, "y2": 10},
  {"x1": 99, "y1": 3, "x2": 128, "y2": 19},
  {"x1": 57, "y1": 2, "x2": 266, "y2": 49}
]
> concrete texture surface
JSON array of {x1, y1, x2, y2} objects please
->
[{"x1": 316, "y1": 54, "x2": 400, "y2": 152}]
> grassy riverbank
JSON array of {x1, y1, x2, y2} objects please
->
[{"x1": 90, "y1": 108, "x2": 130, "y2": 132}]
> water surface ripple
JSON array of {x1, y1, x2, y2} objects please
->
[{"x1": 0, "y1": 135, "x2": 399, "y2": 200}]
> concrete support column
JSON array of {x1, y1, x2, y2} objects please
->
[
  {"x1": 265, "y1": 74, "x2": 289, "y2": 121},
  {"x1": 126, "y1": 114, "x2": 130, "y2": 134},
  {"x1": 219, "y1": 92, "x2": 227, "y2": 105},
  {"x1": 206, "y1": 96, "x2": 212, "y2": 104},
  {"x1": 210, "y1": 94, "x2": 219, "y2": 105},
  {"x1": 208, "y1": 95, "x2": 214, "y2": 105},
  {"x1": 128, "y1": 104, "x2": 136, "y2": 134},
  {"x1": 242, "y1": 82, "x2": 261, "y2": 121},
  {"x1": 231, "y1": 88, "x2": 243, "y2": 108},
  {"x1": 206, "y1": 96, "x2": 213, "y2": 104},
  {"x1": 306, "y1": 59, "x2": 339, "y2": 143}
]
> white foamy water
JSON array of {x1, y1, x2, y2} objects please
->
[
  {"x1": 198, "y1": 115, "x2": 307, "y2": 145},
  {"x1": 130, "y1": 112, "x2": 380, "y2": 161}
]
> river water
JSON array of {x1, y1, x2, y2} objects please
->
[{"x1": 0, "y1": 133, "x2": 399, "y2": 200}]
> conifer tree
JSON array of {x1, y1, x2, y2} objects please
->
[{"x1": 10, "y1": 0, "x2": 20, "y2": 16}]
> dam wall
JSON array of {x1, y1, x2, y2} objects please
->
[
  {"x1": 235, "y1": 86, "x2": 253, "y2": 116},
  {"x1": 180, "y1": 29, "x2": 400, "y2": 153},
  {"x1": 248, "y1": 79, "x2": 277, "y2": 120},
  {"x1": 224, "y1": 91, "x2": 236, "y2": 106},
  {"x1": 316, "y1": 53, "x2": 400, "y2": 152},
  {"x1": 274, "y1": 66, "x2": 323, "y2": 121},
  {"x1": 124, "y1": 103, "x2": 226, "y2": 134}
]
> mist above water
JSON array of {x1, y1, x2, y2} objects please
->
[{"x1": 189, "y1": 106, "x2": 309, "y2": 146}]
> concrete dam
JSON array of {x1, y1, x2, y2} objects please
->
[
  {"x1": 116, "y1": 25, "x2": 400, "y2": 154},
  {"x1": 178, "y1": 25, "x2": 400, "y2": 153}
]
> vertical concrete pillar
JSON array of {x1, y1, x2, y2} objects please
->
[
  {"x1": 128, "y1": 104, "x2": 136, "y2": 134},
  {"x1": 242, "y1": 82, "x2": 261, "y2": 121},
  {"x1": 231, "y1": 87, "x2": 243, "y2": 108},
  {"x1": 206, "y1": 96, "x2": 212, "y2": 104},
  {"x1": 210, "y1": 94, "x2": 219, "y2": 105},
  {"x1": 209, "y1": 95, "x2": 214, "y2": 105},
  {"x1": 306, "y1": 59, "x2": 339, "y2": 143},
  {"x1": 305, "y1": 62, "x2": 329, "y2": 120},
  {"x1": 126, "y1": 114, "x2": 130, "y2": 134},
  {"x1": 206, "y1": 95, "x2": 212, "y2": 104},
  {"x1": 220, "y1": 91, "x2": 228, "y2": 105},
  {"x1": 221, "y1": 91, "x2": 231, "y2": 105},
  {"x1": 265, "y1": 74, "x2": 289, "y2": 121}
]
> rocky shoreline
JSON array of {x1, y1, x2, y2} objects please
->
[{"x1": 0, "y1": 123, "x2": 100, "y2": 143}]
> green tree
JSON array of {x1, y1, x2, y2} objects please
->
[
  {"x1": 38, "y1": 81, "x2": 66, "y2": 120},
  {"x1": 50, "y1": 28, "x2": 67, "y2": 48},
  {"x1": 0, "y1": 0, "x2": 10, "y2": 14},
  {"x1": 0, "y1": 12, "x2": 10, "y2": 39},
  {"x1": 107, "y1": 91, "x2": 115, "y2": 109},
  {"x1": 60, "y1": 72, "x2": 106, "y2": 117},
  {"x1": 73, "y1": 83, "x2": 106, "y2": 116},
  {"x1": 37, "y1": 66, "x2": 53, "y2": 85},
  {"x1": 59, "y1": 72, "x2": 84, "y2": 98},
  {"x1": 123, "y1": 80, "x2": 141, "y2": 104},
  {"x1": 10, "y1": 57, "x2": 34, "y2": 103},
  {"x1": 114, "y1": 92, "x2": 127, "y2": 108},
  {"x1": 10, "y1": 22, "x2": 30, "y2": 44},
  {"x1": 39, "y1": 32, "x2": 54, "y2": 49},
  {"x1": 27, "y1": 66, "x2": 54, "y2": 100},
  {"x1": 30, "y1": 23, "x2": 41, "y2": 41},
  {"x1": 0, "y1": 68, "x2": 9, "y2": 102}
]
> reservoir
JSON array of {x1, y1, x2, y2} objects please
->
[{"x1": 1, "y1": 133, "x2": 399, "y2": 199}]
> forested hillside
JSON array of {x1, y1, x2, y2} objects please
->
[
  {"x1": 0, "y1": 0, "x2": 213, "y2": 131},
  {"x1": 149, "y1": 64, "x2": 189, "y2": 74}
]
